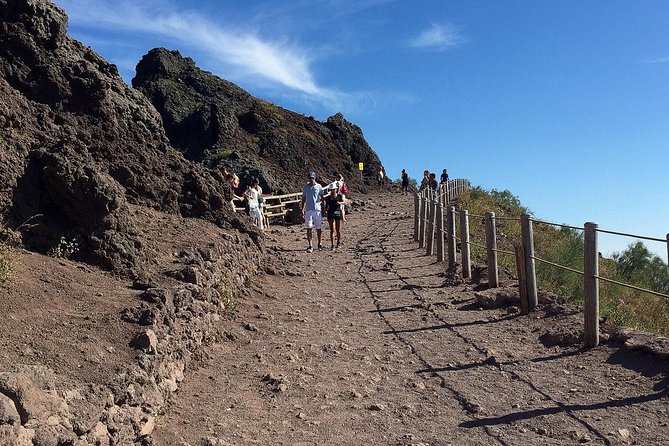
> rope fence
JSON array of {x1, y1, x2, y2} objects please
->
[{"x1": 413, "y1": 182, "x2": 669, "y2": 348}]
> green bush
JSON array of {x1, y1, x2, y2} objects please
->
[{"x1": 457, "y1": 187, "x2": 669, "y2": 334}]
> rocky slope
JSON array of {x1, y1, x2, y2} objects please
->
[
  {"x1": 133, "y1": 48, "x2": 384, "y2": 193},
  {"x1": 0, "y1": 0, "x2": 260, "y2": 274}
]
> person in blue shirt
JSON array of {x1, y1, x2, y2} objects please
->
[{"x1": 301, "y1": 171, "x2": 325, "y2": 252}]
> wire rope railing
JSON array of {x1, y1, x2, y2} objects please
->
[{"x1": 413, "y1": 182, "x2": 669, "y2": 348}]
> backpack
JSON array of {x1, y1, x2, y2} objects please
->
[{"x1": 341, "y1": 183, "x2": 348, "y2": 194}]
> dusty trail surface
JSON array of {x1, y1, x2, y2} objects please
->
[{"x1": 154, "y1": 194, "x2": 669, "y2": 446}]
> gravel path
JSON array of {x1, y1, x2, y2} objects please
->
[{"x1": 153, "y1": 193, "x2": 669, "y2": 446}]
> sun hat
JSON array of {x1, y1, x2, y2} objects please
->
[{"x1": 327, "y1": 183, "x2": 337, "y2": 190}]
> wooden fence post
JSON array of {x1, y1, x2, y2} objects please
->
[
  {"x1": 447, "y1": 206, "x2": 457, "y2": 267},
  {"x1": 521, "y1": 214, "x2": 538, "y2": 310},
  {"x1": 413, "y1": 193, "x2": 420, "y2": 242},
  {"x1": 418, "y1": 194, "x2": 426, "y2": 248},
  {"x1": 584, "y1": 222, "x2": 600, "y2": 348},
  {"x1": 426, "y1": 198, "x2": 436, "y2": 256},
  {"x1": 485, "y1": 212, "x2": 499, "y2": 288},
  {"x1": 436, "y1": 202, "x2": 445, "y2": 262},
  {"x1": 515, "y1": 245, "x2": 529, "y2": 315},
  {"x1": 460, "y1": 210, "x2": 471, "y2": 278}
]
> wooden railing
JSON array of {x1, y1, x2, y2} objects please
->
[{"x1": 413, "y1": 181, "x2": 669, "y2": 348}]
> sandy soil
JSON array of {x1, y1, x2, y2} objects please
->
[{"x1": 151, "y1": 193, "x2": 669, "y2": 446}]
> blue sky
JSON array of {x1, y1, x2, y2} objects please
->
[{"x1": 55, "y1": 0, "x2": 668, "y2": 258}]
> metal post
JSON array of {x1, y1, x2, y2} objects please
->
[
  {"x1": 447, "y1": 206, "x2": 457, "y2": 267},
  {"x1": 413, "y1": 193, "x2": 420, "y2": 242},
  {"x1": 521, "y1": 214, "x2": 538, "y2": 310},
  {"x1": 460, "y1": 210, "x2": 471, "y2": 278},
  {"x1": 584, "y1": 222, "x2": 599, "y2": 348},
  {"x1": 436, "y1": 202, "x2": 445, "y2": 262},
  {"x1": 485, "y1": 212, "x2": 499, "y2": 288},
  {"x1": 666, "y1": 233, "x2": 669, "y2": 275}
]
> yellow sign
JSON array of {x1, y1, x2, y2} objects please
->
[{"x1": 358, "y1": 162, "x2": 364, "y2": 171}]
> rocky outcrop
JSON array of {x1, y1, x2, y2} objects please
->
[
  {"x1": 133, "y1": 48, "x2": 384, "y2": 193},
  {"x1": 0, "y1": 0, "x2": 259, "y2": 272},
  {"x1": 0, "y1": 229, "x2": 269, "y2": 445}
]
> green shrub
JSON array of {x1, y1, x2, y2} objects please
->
[
  {"x1": 457, "y1": 187, "x2": 669, "y2": 334},
  {"x1": 48, "y1": 236, "x2": 80, "y2": 258}
]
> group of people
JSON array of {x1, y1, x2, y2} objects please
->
[
  {"x1": 221, "y1": 170, "x2": 267, "y2": 230},
  {"x1": 397, "y1": 168, "x2": 449, "y2": 196},
  {"x1": 301, "y1": 171, "x2": 348, "y2": 253},
  {"x1": 419, "y1": 168, "x2": 449, "y2": 198}
]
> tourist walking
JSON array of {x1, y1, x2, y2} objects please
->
[
  {"x1": 440, "y1": 168, "x2": 449, "y2": 185},
  {"x1": 419, "y1": 170, "x2": 430, "y2": 191},
  {"x1": 301, "y1": 171, "x2": 325, "y2": 252},
  {"x1": 244, "y1": 178, "x2": 264, "y2": 230},
  {"x1": 401, "y1": 169, "x2": 409, "y2": 195},
  {"x1": 335, "y1": 173, "x2": 347, "y2": 221},
  {"x1": 429, "y1": 172, "x2": 438, "y2": 199},
  {"x1": 378, "y1": 168, "x2": 385, "y2": 190},
  {"x1": 323, "y1": 184, "x2": 343, "y2": 250}
]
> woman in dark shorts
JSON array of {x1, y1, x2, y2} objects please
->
[{"x1": 324, "y1": 184, "x2": 343, "y2": 251}]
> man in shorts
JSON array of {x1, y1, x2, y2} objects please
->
[{"x1": 301, "y1": 171, "x2": 325, "y2": 252}]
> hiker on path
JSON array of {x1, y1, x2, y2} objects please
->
[
  {"x1": 324, "y1": 183, "x2": 343, "y2": 251},
  {"x1": 440, "y1": 169, "x2": 449, "y2": 185},
  {"x1": 378, "y1": 168, "x2": 385, "y2": 190},
  {"x1": 429, "y1": 172, "x2": 438, "y2": 199},
  {"x1": 401, "y1": 169, "x2": 409, "y2": 195},
  {"x1": 244, "y1": 178, "x2": 264, "y2": 230},
  {"x1": 335, "y1": 173, "x2": 348, "y2": 221},
  {"x1": 419, "y1": 170, "x2": 430, "y2": 191},
  {"x1": 301, "y1": 171, "x2": 325, "y2": 252}
]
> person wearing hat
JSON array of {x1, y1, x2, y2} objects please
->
[
  {"x1": 323, "y1": 182, "x2": 344, "y2": 251},
  {"x1": 301, "y1": 171, "x2": 325, "y2": 252}
]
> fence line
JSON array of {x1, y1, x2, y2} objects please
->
[{"x1": 412, "y1": 181, "x2": 669, "y2": 349}]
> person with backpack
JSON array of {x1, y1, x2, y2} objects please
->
[
  {"x1": 335, "y1": 173, "x2": 347, "y2": 222},
  {"x1": 401, "y1": 169, "x2": 409, "y2": 195},
  {"x1": 323, "y1": 183, "x2": 344, "y2": 250}
]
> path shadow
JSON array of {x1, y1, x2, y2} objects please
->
[{"x1": 459, "y1": 388, "x2": 669, "y2": 429}]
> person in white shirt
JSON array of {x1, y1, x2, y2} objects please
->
[{"x1": 244, "y1": 178, "x2": 264, "y2": 230}]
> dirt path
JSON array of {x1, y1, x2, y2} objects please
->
[{"x1": 153, "y1": 194, "x2": 669, "y2": 446}]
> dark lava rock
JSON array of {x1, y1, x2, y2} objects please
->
[
  {"x1": 133, "y1": 48, "x2": 385, "y2": 194},
  {"x1": 0, "y1": 0, "x2": 259, "y2": 273}
]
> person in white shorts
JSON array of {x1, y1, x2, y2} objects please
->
[
  {"x1": 335, "y1": 173, "x2": 347, "y2": 222},
  {"x1": 301, "y1": 171, "x2": 324, "y2": 252}
]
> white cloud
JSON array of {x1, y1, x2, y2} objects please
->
[
  {"x1": 644, "y1": 56, "x2": 669, "y2": 64},
  {"x1": 408, "y1": 23, "x2": 466, "y2": 51},
  {"x1": 56, "y1": 0, "x2": 342, "y2": 103}
]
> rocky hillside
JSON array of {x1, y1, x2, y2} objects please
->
[
  {"x1": 0, "y1": 0, "x2": 260, "y2": 273},
  {"x1": 133, "y1": 48, "x2": 384, "y2": 193}
]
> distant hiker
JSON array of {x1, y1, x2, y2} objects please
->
[
  {"x1": 378, "y1": 169, "x2": 385, "y2": 189},
  {"x1": 419, "y1": 170, "x2": 430, "y2": 191},
  {"x1": 335, "y1": 173, "x2": 347, "y2": 221},
  {"x1": 224, "y1": 172, "x2": 240, "y2": 212},
  {"x1": 254, "y1": 180, "x2": 268, "y2": 229},
  {"x1": 440, "y1": 169, "x2": 449, "y2": 188},
  {"x1": 429, "y1": 172, "x2": 438, "y2": 198},
  {"x1": 401, "y1": 169, "x2": 409, "y2": 195},
  {"x1": 301, "y1": 171, "x2": 325, "y2": 252},
  {"x1": 244, "y1": 178, "x2": 264, "y2": 231},
  {"x1": 324, "y1": 183, "x2": 344, "y2": 250}
]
